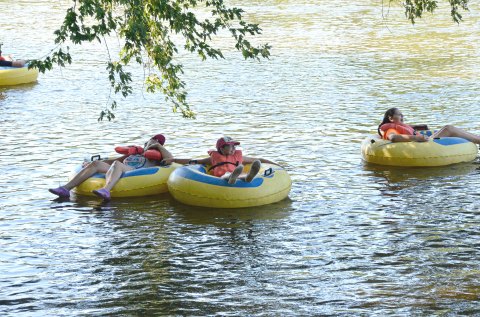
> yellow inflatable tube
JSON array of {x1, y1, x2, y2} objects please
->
[
  {"x1": 167, "y1": 163, "x2": 292, "y2": 208},
  {"x1": 361, "y1": 134, "x2": 477, "y2": 167},
  {"x1": 0, "y1": 65, "x2": 39, "y2": 86},
  {"x1": 71, "y1": 163, "x2": 181, "y2": 197}
]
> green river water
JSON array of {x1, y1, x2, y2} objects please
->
[{"x1": 1, "y1": 1, "x2": 480, "y2": 315}]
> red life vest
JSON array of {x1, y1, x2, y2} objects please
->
[
  {"x1": 208, "y1": 149, "x2": 243, "y2": 177},
  {"x1": 143, "y1": 150, "x2": 162, "y2": 160},
  {"x1": 114, "y1": 146, "x2": 162, "y2": 161},
  {"x1": 0, "y1": 56, "x2": 5, "y2": 61},
  {"x1": 115, "y1": 145, "x2": 144, "y2": 155},
  {"x1": 379, "y1": 123, "x2": 415, "y2": 140}
]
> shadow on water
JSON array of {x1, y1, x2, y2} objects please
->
[
  {"x1": 66, "y1": 193, "x2": 174, "y2": 213},
  {"x1": 46, "y1": 192, "x2": 294, "y2": 316},
  {"x1": 168, "y1": 197, "x2": 293, "y2": 225},
  {"x1": 362, "y1": 160, "x2": 480, "y2": 184},
  {"x1": 0, "y1": 81, "x2": 38, "y2": 92},
  {"x1": 54, "y1": 192, "x2": 293, "y2": 223},
  {"x1": 360, "y1": 159, "x2": 480, "y2": 215}
]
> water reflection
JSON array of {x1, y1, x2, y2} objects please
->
[
  {"x1": 363, "y1": 161, "x2": 480, "y2": 184},
  {"x1": 45, "y1": 192, "x2": 295, "y2": 315},
  {"x1": 171, "y1": 199, "x2": 292, "y2": 223}
]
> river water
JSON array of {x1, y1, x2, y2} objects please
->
[{"x1": 1, "y1": 1, "x2": 480, "y2": 315}]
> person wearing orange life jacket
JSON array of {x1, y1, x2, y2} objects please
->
[
  {"x1": 378, "y1": 107, "x2": 480, "y2": 144},
  {"x1": 48, "y1": 134, "x2": 173, "y2": 201},
  {"x1": 168, "y1": 136, "x2": 280, "y2": 185}
]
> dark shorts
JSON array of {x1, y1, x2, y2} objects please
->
[{"x1": 0, "y1": 60, "x2": 13, "y2": 67}]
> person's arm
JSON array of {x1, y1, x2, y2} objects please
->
[
  {"x1": 163, "y1": 157, "x2": 211, "y2": 165},
  {"x1": 411, "y1": 124, "x2": 429, "y2": 131},
  {"x1": 388, "y1": 133, "x2": 428, "y2": 143},
  {"x1": 146, "y1": 143, "x2": 173, "y2": 160},
  {"x1": 242, "y1": 156, "x2": 281, "y2": 166}
]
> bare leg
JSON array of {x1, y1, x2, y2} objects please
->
[
  {"x1": 12, "y1": 60, "x2": 26, "y2": 67},
  {"x1": 63, "y1": 160, "x2": 112, "y2": 190},
  {"x1": 433, "y1": 125, "x2": 480, "y2": 144},
  {"x1": 102, "y1": 161, "x2": 134, "y2": 191}
]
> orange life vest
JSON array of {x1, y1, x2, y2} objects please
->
[
  {"x1": 115, "y1": 145, "x2": 144, "y2": 155},
  {"x1": 114, "y1": 146, "x2": 162, "y2": 161},
  {"x1": 379, "y1": 123, "x2": 415, "y2": 140},
  {"x1": 208, "y1": 149, "x2": 243, "y2": 177},
  {"x1": 143, "y1": 150, "x2": 162, "y2": 160}
]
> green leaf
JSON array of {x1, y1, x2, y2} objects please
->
[{"x1": 36, "y1": 0, "x2": 272, "y2": 121}]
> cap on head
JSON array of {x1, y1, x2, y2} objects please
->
[
  {"x1": 216, "y1": 136, "x2": 240, "y2": 151},
  {"x1": 151, "y1": 134, "x2": 166, "y2": 145}
]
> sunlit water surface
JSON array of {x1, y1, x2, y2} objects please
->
[{"x1": 1, "y1": 1, "x2": 480, "y2": 315}]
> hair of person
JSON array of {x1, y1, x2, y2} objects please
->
[{"x1": 377, "y1": 107, "x2": 398, "y2": 136}]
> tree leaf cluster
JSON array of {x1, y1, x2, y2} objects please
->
[
  {"x1": 397, "y1": 0, "x2": 469, "y2": 24},
  {"x1": 30, "y1": 0, "x2": 271, "y2": 120}
]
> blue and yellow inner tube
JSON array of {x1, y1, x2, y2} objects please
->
[
  {"x1": 0, "y1": 65, "x2": 39, "y2": 86},
  {"x1": 167, "y1": 163, "x2": 292, "y2": 208},
  {"x1": 361, "y1": 133, "x2": 478, "y2": 167},
  {"x1": 71, "y1": 163, "x2": 181, "y2": 197}
]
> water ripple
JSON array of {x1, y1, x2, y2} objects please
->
[{"x1": 1, "y1": 0, "x2": 480, "y2": 315}]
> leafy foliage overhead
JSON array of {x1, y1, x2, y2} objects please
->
[
  {"x1": 31, "y1": 1, "x2": 470, "y2": 121},
  {"x1": 30, "y1": 0, "x2": 271, "y2": 120},
  {"x1": 395, "y1": 0, "x2": 470, "y2": 24}
]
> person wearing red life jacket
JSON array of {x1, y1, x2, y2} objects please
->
[
  {"x1": 168, "y1": 136, "x2": 279, "y2": 184},
  {"x1": 378, "y1": 107, "x2": 480, "y2": 144},
  {"x1": 48, "y1": 134, "x2": 173, "y2": 201}
]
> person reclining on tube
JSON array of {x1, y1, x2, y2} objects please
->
[
  {"x1": 167, "y1": 136, "x2": 279, "y2": 185},
  {"x1": 378, "y1": 107, "x2": 480, "y2": 144},
  {"x1": 0, "y1": 45, "x2": 26, "y2": 67},
  {"x1": 48, "y1": 134, "x2": 173, "y2": 201}
]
